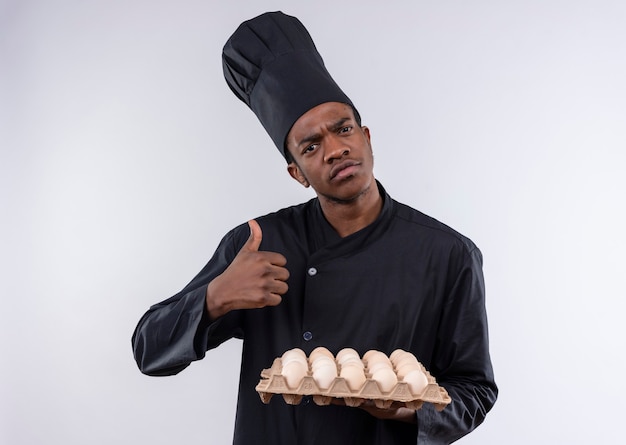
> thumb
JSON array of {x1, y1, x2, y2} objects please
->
[{"x1": 242, "y1": 219, "x2": 262, "y2": 252}]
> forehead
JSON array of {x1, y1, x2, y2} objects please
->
[{"x1": 287, "y1": 102, "x2": 355, "y2": 140}]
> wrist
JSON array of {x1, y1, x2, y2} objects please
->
[{"x1": 206, "y1": 280, "x2": 228, "y2": 320}]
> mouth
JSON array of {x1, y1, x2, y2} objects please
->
[{"x1": 330, "y1": 160, "x2": 360, "y2": 181}]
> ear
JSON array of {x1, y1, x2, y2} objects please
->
[
  {"x1": 287, "y1": 162, "x2": 310, "y2": 188},
  {"x1": 361, "y1": 125, "x2": 371, "y2": 146}
]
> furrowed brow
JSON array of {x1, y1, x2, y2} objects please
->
[
  {"x1": 296, "y1": 116, "x2": 354, "y2": 148},
  {"x1": 329, "y1": 117, "x2": 352, "y2": 132},
  {"x1": 297, "y1": 131, "x2": 322, "y2": 148}
]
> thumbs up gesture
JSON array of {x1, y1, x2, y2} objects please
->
[{"x1": 206, "y1": 220, "x2": 290, "y2": 319}]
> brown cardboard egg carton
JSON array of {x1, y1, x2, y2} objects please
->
[{"x1": 255, "y1": 356, "x2": 451, "y2": 412}]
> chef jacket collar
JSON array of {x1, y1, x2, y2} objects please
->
[{"x1": 308, "y1": 181, "x2": 393, "y2": 260}]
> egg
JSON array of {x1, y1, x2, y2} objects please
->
[
  {"x1": 336, "y1": 347, "x2": 360, "y2": 364},
  {"x1": 309, "y1": 346, "x2": 334, "y2": 363},
  {"x1": 281, "y1": 361, "x2": 308, "y2": 389},
  {"x1": 282, "y1": 349, "x2": 309, "y2": 368},
  {"x1": 389, "y1": 349, "x2": 408, "y2": 363},
  {"x1": 339, "y1": 355, "x2": 364, "y2": 368},
  {"x1": 368, "y1": 360, "x2": 393, "y2": 375},
  {"x1": 365, "y1": 351, "x2": 389, "y2": 362},
  {"x1": 394, "y1": 354, "x2": 419, "y2": 369},
  {"x1": 403, "y1": 369, "x2": 429, "y2": 396},
  {"x1": 366, "y1": 353, "x2": 392, "y2": 375},
  {"x1": 311, "y1": 356, "x2": 336, "y2": 371},
  {"x1": 340, "y1": 364, "x2": 366, "y2": 391},
  {"x1": 282, "y1": 348, "x2": 307, "y2": 360},
  {"x1": 371, "y1": 367, "x2": 398, "y2": 393},
  {"x1": 396, "y1": 362, "x2": 420, "y2": 379},
  {"x1": 282, "y1": 356, "x2": 308, "y2": 370},
  {"x1": 363, "y1": 350, "x2": 387, "y2": 363},
  {"x1": 312, "y1": 361, "x2": 337, "y2": 389}
]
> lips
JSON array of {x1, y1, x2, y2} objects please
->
[{"x1": 330, "y1": 160, "x2": 360, "y2": 180}]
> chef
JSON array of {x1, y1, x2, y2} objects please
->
[{"x1": 132, "y1": 11, "x2": 497, "y2": 444}]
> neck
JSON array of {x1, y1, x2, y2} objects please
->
[{"x1": 318, "y1": 179, "x2": 383, "y2": 237}]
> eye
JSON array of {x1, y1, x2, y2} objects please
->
[
  {"x1": 339, "y1": 126, "x2": 352, "y2": 134},
  {"x1": 302, "y1": 143, "x2": 318, "y2": 155}
]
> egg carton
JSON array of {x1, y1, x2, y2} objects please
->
[{"x1": 255, "y1": 357, "x2": 451, "y2": 411}]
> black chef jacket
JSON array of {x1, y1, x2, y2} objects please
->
[{"x1": 132, "y1": 182, "x2": 497, "y2": 444}]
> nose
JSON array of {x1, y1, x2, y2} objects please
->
[{"x1": 323, "y1": 135, "x2": 349, "y2": 163}]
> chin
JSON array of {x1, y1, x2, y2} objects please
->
[{"x1": 326, "y1": 180, "x2": 372, "y2": 203}]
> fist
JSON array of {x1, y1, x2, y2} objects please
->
[{"x1": 206, "y1": 220, "x2": 289, "y2": 319}]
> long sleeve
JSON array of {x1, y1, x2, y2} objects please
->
[
  {"x1": 416, "y1": 246, "x2": 498, "y2": 444},
  {"x1": 131, "y1": 228, "x2": 246, "y2": 376}
]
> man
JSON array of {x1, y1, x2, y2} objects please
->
[{"x1": 132, "y1": 11, "x2": 497, "y2": 444}]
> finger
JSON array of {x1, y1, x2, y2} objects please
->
[
  {"x1": 243, "y1": 219, "x2": 262, "y2": 252},
  {"x1": 259, "y1": 251, "x2": 288, "y2": 267},
  {"x1": 264, "y1": 293, "x2": 283, "y2": 307},
  {"x1": 267, "y1": 278, "x2": 289, "y2": 296},
  {"x1": 267, "y1": 264, "x2": 290, "y2": 282}
]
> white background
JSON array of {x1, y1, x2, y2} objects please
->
[{"x1": 2, "y1": 1, "x2": 625, "y2": 443}]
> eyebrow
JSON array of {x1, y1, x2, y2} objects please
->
[
  {"x1": 329, "y1": 117, "x2": 352, "y2": 132},
  {"x1": 297, "y1": 117, "x2": 353, "y2": 148}
]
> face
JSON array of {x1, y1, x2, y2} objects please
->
[{"x1": 285, "y1": 102, "x2": 375, "y2": 204}]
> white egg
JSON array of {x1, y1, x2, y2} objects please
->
[
  {"x1": 312, "y1": 362, "x2": 337, "y2": 389},
  {"x1": 282, "y1": 356, "x2": 308, "y2": 370},
  {"x1": 340, "y1": 364, "x2": 366, "y2": 391},
  {"x1": 311, "y1": 356, "x2": 336, "y2": 371},
  {"x1": 282, "y1": 352, "x2": 308, "y2": 367},
  {"x1": 371, "y1": 367, "x2": 398, "y2": 393},
  {"x1": 309, "y1": 347, "x2": 334, "y2": 362},
  {"x1": 396, "y1": 362, "x2": 420, "y2": 379},
  {"x1": 281, "y1": 361, "x2": 308, "y2": 389},
  {"x1": 390, "y1": 349, "x2": 409, "y2": 364},
  {"x1": 366, "y1": 354, "x2": 392, "y2": 375},
  {"x1": 282, "y1": 348, "x2": 307, "y2": 360},
  {"x1": 368, "y1": 360, "x2": 393, "y2": 375},
  {"x1": 339, "y1": 355, "x2": 365, "y2": 368},
  {"x1": 366, "y1": 352, "x2": 390, "y2": 363},
  {"x1": 403, "y1": 369, "x2": 429, "y2": 396},
  {"x1": 394, "y1": 354, "x2": 419, "y2": 368},
  {"x1": 363, "y1": 350, "x2": 387, "y2": 362},
  {"x1": 336, "y1": 347, "x2": 360, "y2": 363}
]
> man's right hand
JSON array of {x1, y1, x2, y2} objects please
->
[{"x1": 206, "y1": 219, "x2": 289, "y2": 319}]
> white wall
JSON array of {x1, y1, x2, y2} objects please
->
[{"x1": 2, "y1": 1, "x2": 625, "y2": 443}]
